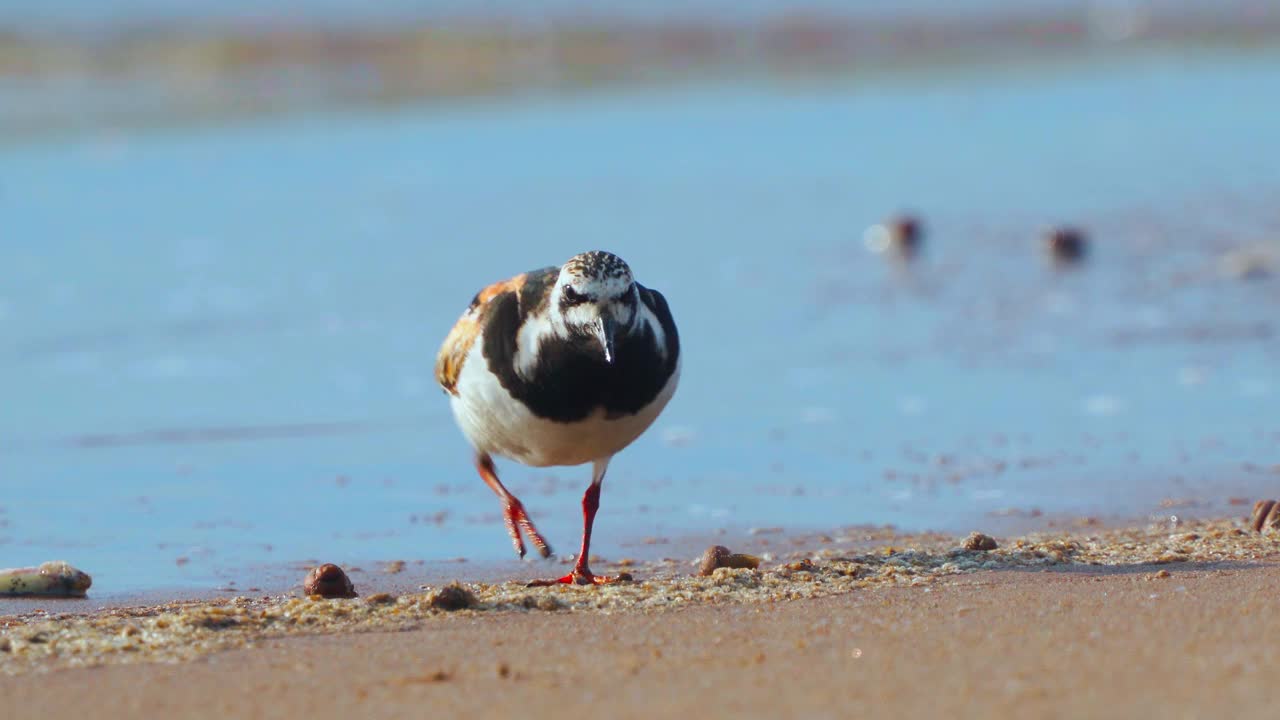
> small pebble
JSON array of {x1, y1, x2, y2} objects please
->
[
  {"x1": 1045, "y1": 226, "x2": 1088, "y2": 265},
  {"x1": 698, "y1": 546, "x2": 761, "y2": 576},
  {"x1": 303, "y1": 564, "x2": 357, "y2": 599},
  {"x1": 399, "y1": 670, "x2": 451, "y2": 684},
  {"x1": 428, "y1": 582, "x2": 477, "y2": 611},
  {"x1": 1249, "y1": 499, "x2": 1280, "y2": 533},
  {"x1": 864, "y1": 214, "x2": 924, "y2": 260},
  {"x1": 0, "y1": 561, "x2": 93, "y2": 598},
  {"x1": 365, "y1": 592, "x2": 396, "y2": 604},
  {"x1": 961, "y1": 532, "x2": 999, "y2": 552},
  {"x1": 886, "y1": 214, "x2": 924, "y2": 259}
]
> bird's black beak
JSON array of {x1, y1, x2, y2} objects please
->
[{"x1": 598, "y1": 317, "x2": 618, "y2": 364}]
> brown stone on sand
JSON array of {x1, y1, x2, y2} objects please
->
[
  {"x1": 303, "y1": 564, "x2": 357, "y2": 599},
  {"x1": 428, "y1": 582, "x2": 477, "y2": 611},
  {"x1": 1249, "y1": 500, "x2": 1280, "y2": 533},
  {"x1": 961, "y1": 532, "x2": 999, "y2": 552},
  {"x1": 1266, "y1": 505, "x2": 1280, "y2": 533},
  {"x1": 697, "y1": 546, "x2": 761, "y2": 576}
]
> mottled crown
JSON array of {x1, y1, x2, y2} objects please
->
[{"x1": 562, "y1": 251, "x2": 633, "y2": 285}]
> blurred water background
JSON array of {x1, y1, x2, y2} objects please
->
[{"x1": 2, "y1": 0, "x2": 1280, "y2": 596}]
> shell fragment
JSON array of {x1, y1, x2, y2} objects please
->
[{"x1": 0, "y1": 561, "x2": 93, "y2": 598}]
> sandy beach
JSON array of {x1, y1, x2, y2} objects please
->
[{"x1": 4, "y1": 517, "x2": 1279, "y2": 718}]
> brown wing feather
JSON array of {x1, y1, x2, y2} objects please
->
[{"x1": 435, "y1": 274, "x2": 528, "y2": 395}]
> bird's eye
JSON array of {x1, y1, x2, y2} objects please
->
[{"x1": 561, "y1": 285, "x2": 587, "y2": 305}]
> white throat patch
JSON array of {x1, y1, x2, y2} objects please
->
[
  {"x1": 513, "y1": 312, "x2": 557, "y2": 380},
  {"x1": 636, "y1": 301, "x2": 668, "y2": 359}
]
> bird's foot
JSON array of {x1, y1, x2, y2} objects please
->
[
  {"x1": 504, "y1": 501, "x2": 552, "y2": 560},
  {"x1": 526, "y1": 567, "x2": 632, "y2": 587}
]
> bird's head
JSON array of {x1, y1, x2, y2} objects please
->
[{"x1": 549, "y1": 251, "x2": 640, "y2": 364}]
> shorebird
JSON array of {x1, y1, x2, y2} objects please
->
[{"x1": 435, "y1": 251, "x2": 680, "y2": 585}]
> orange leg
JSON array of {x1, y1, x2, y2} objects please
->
[
  {"x1": 475, "y1": 453, "x2": 552, "y2": 559},
  {"x1": 528, "y1": 458, "x2": 624, "y2": 586}
]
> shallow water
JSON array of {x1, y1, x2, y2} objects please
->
[{"x1": 3, "y1": 45, "x2": 1280, "y2": 596}]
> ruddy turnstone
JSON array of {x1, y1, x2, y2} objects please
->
[{"x1": 435, "y1": 251, "x2": 680, "y2": 585}]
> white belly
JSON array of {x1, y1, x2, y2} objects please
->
[{"x1": 450, "y1": 341, "x2": 680, "y2": 467}]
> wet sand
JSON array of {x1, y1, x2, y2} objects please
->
[{"x1": 4, "y1": 517, "x2": 1280, "y2": 717}]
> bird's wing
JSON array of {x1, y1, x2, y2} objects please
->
[
  {"x1": 636, "y1": 283, "x2": 681, "y2": 371},
  {"x1": 435, "y1": 267, "x2": 558, "y2": 395},
  {"x1": 435, "y1": 275, "x2": 525, "y2": 396}
]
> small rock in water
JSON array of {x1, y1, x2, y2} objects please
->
[
  {"x1": 1045, "y1": 226, "x2": 1088, "y2": 265},
  {"x1": 427, "y1": 582, "x2": 477, "y2": 611},
  {"x1": 303, "y1": 563, "x2": 357, "y2": 599},
  {"x1": 697, "y1": 545, "x2": 761, "y2": 576},
  {"x1": 886, "y1": 214, "x2": 924, "y2": 259},
  {"x1": 0, "y1": 561, "x2": 93, "y2": 598},
  {"x1": 864, "y1": 214, "x2": 925, "y2": 261},
  {"x1": 961, "y1": 532, "x2": 999, "y2": 552}
]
